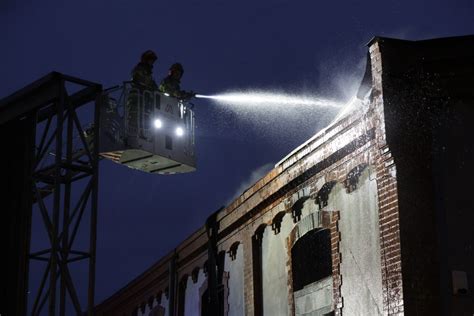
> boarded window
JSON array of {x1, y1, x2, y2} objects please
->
[{"x1": 291, "y1": 228, "x2": 332, "y2": 291}]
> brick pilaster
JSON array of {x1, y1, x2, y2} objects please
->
[
  {"x1": 329, "y1": 211, "x2": 343, "y2": 315},
  {"x1": 242, "y1": 227, "x2": 255, "y2": 316}
]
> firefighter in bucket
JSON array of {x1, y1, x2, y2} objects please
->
[
  {"x1": 127, "y1": 50, "x2": 158, "y2": 138},
  {"x1": 159, "y1": 63, "x2": 195, "y2": 101}
]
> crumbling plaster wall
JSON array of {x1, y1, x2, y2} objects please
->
[
  {"x1": 261, "y1": 213, "x2": 293, "y2": 316},
  {"x1": 224, "y1": 244, "x2": 245, "y2": 316},
  {"x1": 326, "y1": 168, "x2": 383, "y2": 315},
  {"x1": 184, "y1": 269, "x2": 206, "y2": 316}
]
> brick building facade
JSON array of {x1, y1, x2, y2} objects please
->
[{"x1": 95, "y1": 35, "x2": 474, "y2": 316}]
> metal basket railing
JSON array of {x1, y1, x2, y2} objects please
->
[{"x1": 117, "y1": 82, "x2": 195, "y2": 156}]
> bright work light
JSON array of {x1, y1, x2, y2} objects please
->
[
  {"x1": 176, "y1": 127, "x2": 184, "y2": 136},
  {"x1": 154, "y1": 119, "x2": 163, "y2": 129}
]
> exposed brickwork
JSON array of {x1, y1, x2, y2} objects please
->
[
  {"x1": 242, "y1": 227, "x2": 255, "y2": 316},
  {"x1": 370, "y1": 40, "x2": 405, "y2": 315},
  {"x1": 286, "y1": 231, "x2": 296, "y2": 316},
  {"x1": 330, "y1": 211, "x2": 343, "y2": 315}
]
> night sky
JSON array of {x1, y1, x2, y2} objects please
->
[{"x1": 1, "y1": 0, "x2": 473, "y2": 307}]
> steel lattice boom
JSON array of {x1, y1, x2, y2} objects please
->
[{"x1": 0, "y1": 72, "x2": 102, "y2": 316}]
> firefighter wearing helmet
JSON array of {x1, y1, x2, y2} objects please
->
[
  {"x1": 131, "y1": 50, "x2": 158, "y2": 90},
  {"x1": 159, "y1": 63, "x2": 195, "y2": 100},
  {"x1": 127, "y1": 50, "x2": 158, "y2": 137}
]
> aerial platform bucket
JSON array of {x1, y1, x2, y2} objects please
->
[{"x1": 97, "y1": 83, "x2": 196, "y2": 175}]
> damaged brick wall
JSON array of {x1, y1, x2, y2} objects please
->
[{"x1": 95, "y1": 35, "x2": 474, "y2": 316}]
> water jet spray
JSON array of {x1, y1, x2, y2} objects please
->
[
  {"x1": 194, "y1": 89, "x2": 357, "y2": 143},
  {"x1": 195, "y1": 91, "x2": 342, "y2": 108}
]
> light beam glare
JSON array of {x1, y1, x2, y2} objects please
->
[{"x1": 195, "y1": 91, "x2": 342, "y2": 108}]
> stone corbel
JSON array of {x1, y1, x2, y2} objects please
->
[
  {"x1": 228, "y1": 241, "x2": 240, "y2": 261},
  {"x1": 272, "y1": 212, "x2": 286, "y2": 235},
  {"x1": 316, "y1": 181, "x2": 336, "y2": 209},
  {"x1": 344, "y1": 164, "x2": 367, "y2": 193}
]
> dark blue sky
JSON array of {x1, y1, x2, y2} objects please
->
[{"x1": 1, "y1": 0, "x2": 473, "y2": 306}]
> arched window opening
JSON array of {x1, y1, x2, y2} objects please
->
[
  {"x1": 252, "y1": 224, "x2": 266, "y2": 316},
  {"x1": 292, "y1": 228, "x2": 332, "y2": 291},
  {"x1": 291, "y1": 228, "x2": 334, "y2": 315}
]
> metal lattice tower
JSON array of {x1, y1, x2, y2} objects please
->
[{"x1": 0, "y1": 72, "x2": 102, "y2": 315}]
